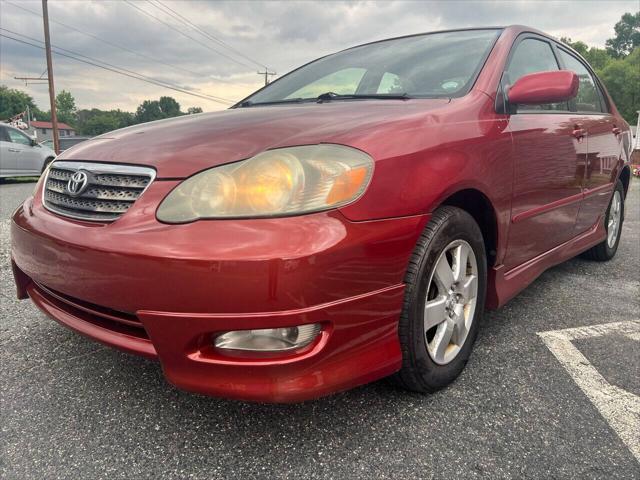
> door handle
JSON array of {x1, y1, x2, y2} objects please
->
[
  {"x1": 572, "y1": 128, "x2": 586, "y2": 139},
  {"x1": 8, "y1": 148, "x2": 20, "y2": 152}
]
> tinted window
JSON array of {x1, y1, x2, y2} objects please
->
[
  {"x1": 507, "y1": 39, "x2": 558, "y2": 82},
  {"x1": 7, "y1": 128, "x2": 32, "y2": 145},
  {"x1": 244, "y1": 29, "x2": 500, "y2": 104},
  {"x1": 0, "y1": 126, "x2": 9, "y2": 142},
  {"x1": 506, "y1": 38, "x2": 568, "y2": 111},
  {"x1": 557, "y1": 49, "x2": 604, "y2": 113}
]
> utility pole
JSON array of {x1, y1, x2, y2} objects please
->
[
  {"x1": 257, "y1": 70, "x2": 276, "y2": 86},
  {"x1": 42, "y1": 0, "x2": 60, "y2": 154}
]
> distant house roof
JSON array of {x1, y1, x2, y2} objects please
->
[{"x1": 31, "y1": 120, "x2": 75, "y2": 130}]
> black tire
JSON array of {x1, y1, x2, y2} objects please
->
[
  {"x1": 581, "y1": 180, "x2": 624, "y2": 261},
  {"x1": 393, "y1": 206, "x2": 487, "y2": 393},
  {"x1": 41, "y1": 157, "x2": 55, "y2": 174}
]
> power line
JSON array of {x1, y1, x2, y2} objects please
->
[
  {"x1": 0, "y1": 27, "x2": 234, "y2": 104},
  {"x1": 4, "y1": 0, "x2": 205, "y2": 78},
  {"x1": 0, "y1": 32, "x2": 235, "y2": 105},
  {"x1": 123, "y1": 0, "x2": 256, "y2": 71},
  {"x1": 4, "y1": 0, "x2": 245, "y2": 88},
  {"x1": 149, "y1": 0, "x2": 268, "y2": 70}
]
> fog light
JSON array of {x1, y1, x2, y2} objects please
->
[{"x1": 214, "y1": 324, "x2": 321, "y2": 352}]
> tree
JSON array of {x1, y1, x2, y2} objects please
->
[
  {"x1": 135, "y1": 100, "x2": 164, "y2": 123},
  {"x1": 599, "y1": 47, "x2": 640, "y2": 124},
  {"x1": 0, "y1": 85, "x2": 37, "y2": 120},
  {"x1": 561, "y1": 37, "x2": 589, "y2": 56},
  {"x1": 560, "y1": 38, "x2": 612, "y2": 71},
  {"x1": 56, "y1": 90, "x2": 77, "y2": 126},
  {"x1": 135, "y1": 96, "x2": 186, "y2": 123},
  {"x1": 187, "y1": 106, "x2": 203, "y2": 114},
  {"x1": 605, "y1": 11, "x2": 640, "y2": 57},
  {"x1": 158, "y1": 96, "x2": 181, "y2": 117},
  {"x1": 76, "y1": 108, "x2": 135, "y2": 136}
]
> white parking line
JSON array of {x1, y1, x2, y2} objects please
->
[{"x1": 538, "y1": 320, "x2": 640, "y2": 463}]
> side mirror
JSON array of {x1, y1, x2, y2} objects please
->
[
  {"x1": 507, "y1": 70, "x2": 578, "y2": 105},
  {"x1": 30, "y1": 138, "x2": 38, "y2": 147}
]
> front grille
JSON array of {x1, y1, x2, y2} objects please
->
[{"x1": 43, "y1": 161, "x2": 156, "y2": 222}]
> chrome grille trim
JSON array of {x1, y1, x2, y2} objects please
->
[{"x1": 42, "y1": 161, "x2": 156, "y2": 222}]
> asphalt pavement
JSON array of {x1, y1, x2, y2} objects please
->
[{"x1": 1, "y1": 178, "x2": 639, "y2": 479}]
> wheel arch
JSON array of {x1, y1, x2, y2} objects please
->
[
  {"x1": 440, "y1": 188, "x2": 499, "y2": 267},
  {"x1": 42, "y1": 156, "x2": 55, "y2": 173},
  {"x1": 619, "y1": 165, "x2": 631, "y2": 198}
]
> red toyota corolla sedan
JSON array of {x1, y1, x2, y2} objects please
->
[{"x1": 11, "y1": 26, "x2": 632, "y2": 403}]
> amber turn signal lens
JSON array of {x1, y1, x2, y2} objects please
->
[{"x1": 327, "y1": 166, "x2": 368, "y2": 204}]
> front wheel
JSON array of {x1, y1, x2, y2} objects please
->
[
  {"x1": 394, "y1": 206, "x2": 487, "y2": 393},
  {"x1": 582, "y1": 180, "x2": 624, "y2": 261}
]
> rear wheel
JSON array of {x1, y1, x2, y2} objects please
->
[
  {"x1": 582, "y1": 180, "x2": 624, "y2": 261},
  {"x1": 394, "y1": 206, "x2": 487, "y2": 393}
]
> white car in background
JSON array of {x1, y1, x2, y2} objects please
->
[{"x1": 0, "y1": 123, "x2": 56, "y2": 178}]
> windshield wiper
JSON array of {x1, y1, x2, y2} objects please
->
[
  {"x1": 316, "y1": 92, "x2": 411, "y2": 102},
  {"x1": 237, "y1": 98, "x2": 312, "y2": 108},
  {"x1": 238, "y1": 92, "x2": 411, "y2": 108}
]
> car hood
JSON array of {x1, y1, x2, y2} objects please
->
[{"x1": 59, "y1": 99, "x2": 451, "y2": 178}]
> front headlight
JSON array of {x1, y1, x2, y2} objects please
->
[{"x1": 157, "y1": 144, "x2": 373, "y2": 222}]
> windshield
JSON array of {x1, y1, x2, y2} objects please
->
[{"x1": 240, "y1": 29, "x2": 501, "y2": 106}]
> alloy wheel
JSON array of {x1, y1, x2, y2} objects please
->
[
  {"x1": 607, "y1": 190, "x2": 622, "y2": 248},
  {"x1": 424, "y1": 240, "x2": 478, "y2": 365}
]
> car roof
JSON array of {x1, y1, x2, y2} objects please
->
[{"x1": 338, "y1": 25, "x2": 556, "y2": 54}]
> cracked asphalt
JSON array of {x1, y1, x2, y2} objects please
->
[{"x1": 1, "y1": 178, "x2": 639, "y2": 479}]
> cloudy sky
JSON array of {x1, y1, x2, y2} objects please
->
[{"x1": 0, "y1": 0, "x2": 637, "y2": 114}]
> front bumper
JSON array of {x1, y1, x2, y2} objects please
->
[{"x1": 11, "y1": 184, "x2": 428, "y2": 402}]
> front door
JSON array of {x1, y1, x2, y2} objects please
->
[
  {"x1": 501, "y1": 36, "x2": 585, "y2": 270},
  {"x1": 6, "y1": 127, "x2": 41, "y2": 174},
  {"x1": 0, "y1": 126, "x2": 19, "y2": 174}
]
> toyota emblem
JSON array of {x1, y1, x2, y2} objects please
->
[{"x1": 67, "y1": 171, "x2": 89, "y2": 196}]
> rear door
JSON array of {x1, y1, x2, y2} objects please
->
[
  {"x1": 502, "y1": 36, "x2": 586, "y2": 270},
  {"x1": 555, "y1": 48, "x2": 622, "y2": 233}
]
